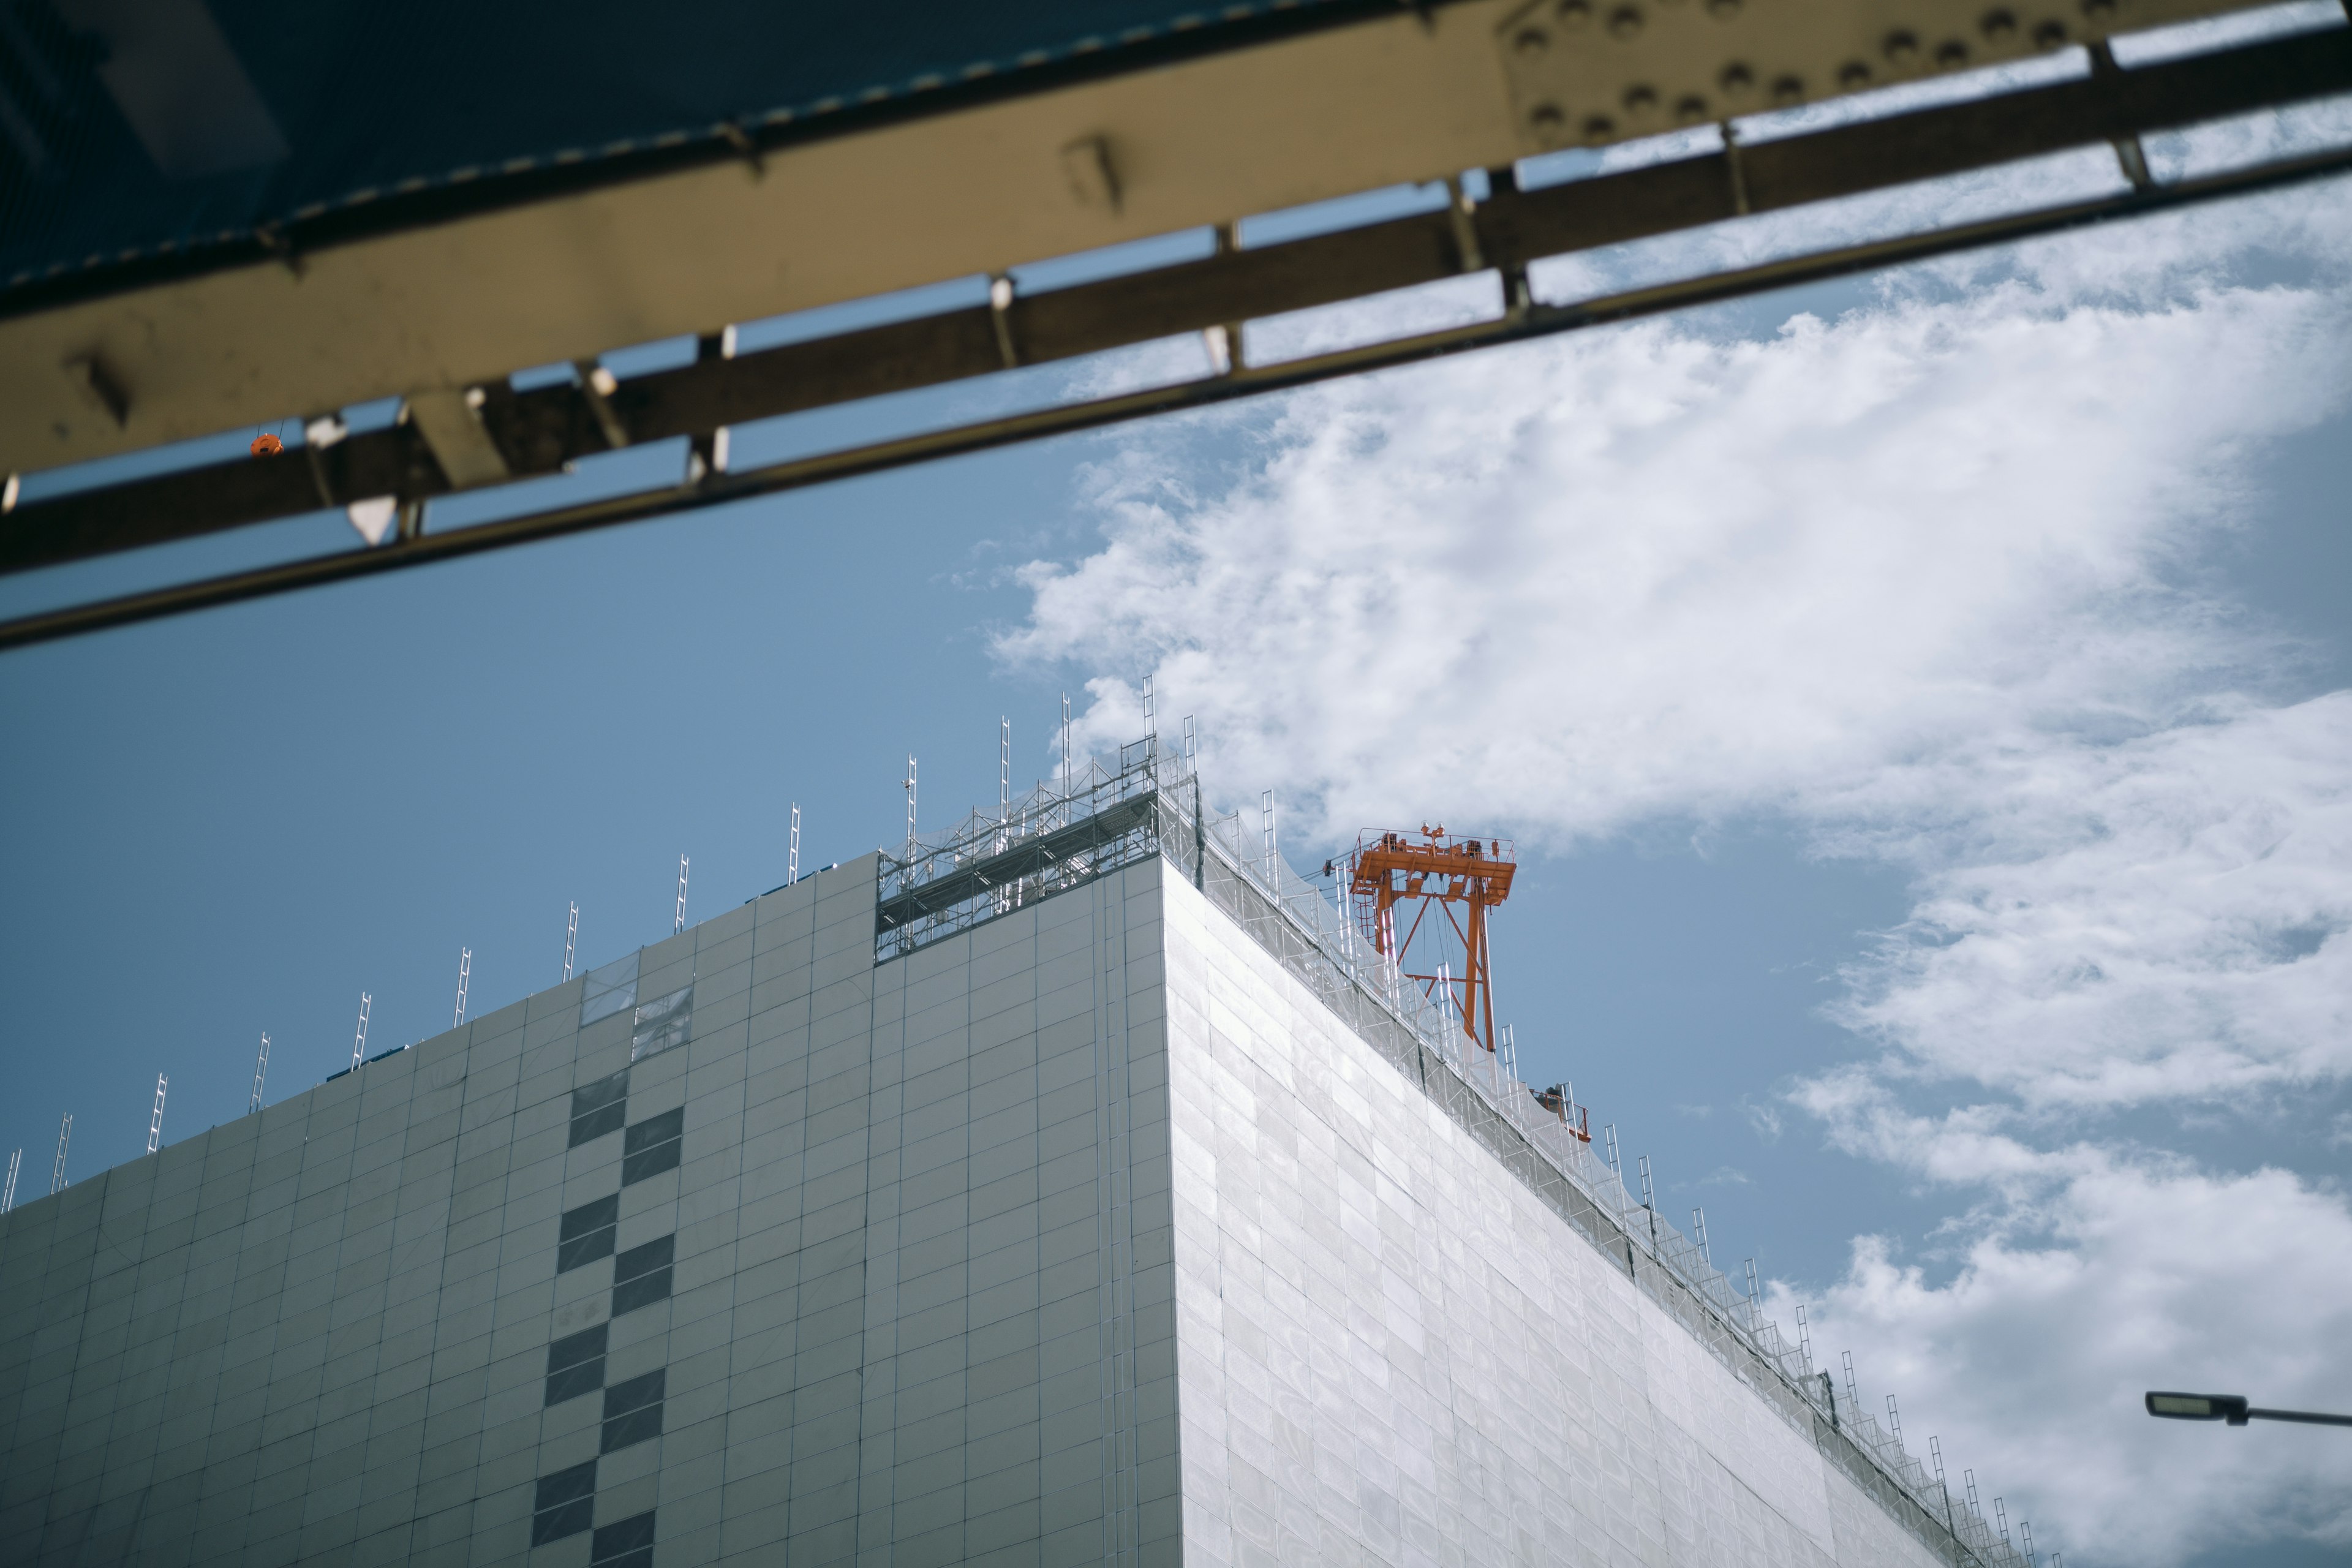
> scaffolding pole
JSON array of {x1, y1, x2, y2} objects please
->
[{"x1": 146, "y1": 1075, "x2": 168, "y2": 1154}]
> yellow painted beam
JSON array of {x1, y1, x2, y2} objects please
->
[
  {"x1": 0, "y1": 0, "x2": 2271, "y2": 473},
  {"x1": 1490, "y1": 0, "x2": 2267, "y2": 149}
]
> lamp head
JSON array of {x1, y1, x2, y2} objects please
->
[{"x1": 2146, "y1": 1392, "x2": 2250, "y2": 1426}]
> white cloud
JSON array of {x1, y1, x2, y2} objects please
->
[
  {"x1": 1832, "y1": 693, "x2": 2352, "y2": 1110},
  {"x1": 1784, "y1": 1141, "x2": 2352, "y2": 1566},
  {"x1": 1000, "y1": 178, "x2": 2352, "y2": 1561},
  {"x1": 1005, "y1": 195, "x2": 2352, "y2": 859}
]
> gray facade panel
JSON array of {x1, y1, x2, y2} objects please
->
[
  {"x1": 0, "y1": 854, "x2": 1165, "y2": 1568},
  {"x1": 1159, "y1": 867, "x2": 1950, "y2": 1568},
  {"x1": 1, "y1": 814, "x2": 1960, "y2": 1568}
]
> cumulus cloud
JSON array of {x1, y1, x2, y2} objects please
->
[
  {"x1": 998, "y1": 172, "x2": 2352, "y2": 1562},
  {"x1": 1831, "y1": 693, "x2": 2352, "y2": 1110},
  {"x1": 1004, "y1": 196, "x2": 2352, "y2": 856},
  {"x1": 1784, "y1": 1142, "x2": 2352, "y2": 1566}
]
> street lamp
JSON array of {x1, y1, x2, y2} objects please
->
[{"x1": 2145, "y1": 1392, "x2": 2352, "y2": 1428}]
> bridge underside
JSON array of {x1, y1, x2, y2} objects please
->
[{"x1": 0, "y1": 0, "x2": 2343, "y2": 646}]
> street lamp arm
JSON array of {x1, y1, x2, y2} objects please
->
[{"x1": 2147, "y1": 1392, "x2": 2352, "y2": 1428}]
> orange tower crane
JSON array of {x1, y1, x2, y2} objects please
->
[{"x1": 1343, "y1": 826, "x2": 1515, "y2": 1056}]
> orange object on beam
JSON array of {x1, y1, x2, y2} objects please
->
[{"x1": 1344, "y1": 825, "x2": 1514, "y2": 1057}]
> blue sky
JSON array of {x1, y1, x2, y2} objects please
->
[
  {"x1": 6, "y1": 68, "x2": 2352, "y2": 1568},
  {"x1": 0, "y1": 374, "x2": 1979, "y2": 1280},
  {"x1": 990, "y1": 171, "x2": 2352, "y2": 1567}
]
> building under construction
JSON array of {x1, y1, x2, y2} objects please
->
[{"x1": 0, "y1": 739, "x2": 2024, "y2": 1567}]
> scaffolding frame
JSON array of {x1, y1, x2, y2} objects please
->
[{"x1": 873, "y1": 735, "x2": 1174, "y2": 959}]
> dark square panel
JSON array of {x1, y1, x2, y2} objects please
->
[
  {"x1": 548, "y1": 1324, "x2": 609, "y2": 1373},
  {"x1": 613, "y1": 1234, "x2": 674, "y2": 1283},
  {"x1": 535, "y1": 1460, "x2": 598, "y2": 1512},
  {"x1": 611, "y1": 1267, "x2": 672, "y2": 1317},
  {"x1": 601, "y1": 1404, "x2": 663, "y2": 1452},
  {"x1": 620, "y1": 1138, "x2": 680, "y2": 1188},
  {"x1": 557, "y1": 1227, "x2": 616, "y2": 1275},
  {"x1": 532, "y1": 1458, "x2": 599, "y2": 1544},
  {"x1": 558, "y1": 1196, "x2": 622, "y2": 1273},
  {"x1": 591, "y1": 1511, "x2": 657, "y2": 1564},
  {"x1": 622, "y1": 1108, "x2": 684, "y2": 1156},
  {"x1": 603, "y1": 1368, "x2": 665, "y2": 1417},
  {"x1": 546, "y1": 1359, "x2": 606, "y2": 1407},
  {"x1": 560, "y1": 1196, "x2": 622, "y2": 1243},
  {"x1": 570, "y1": 1101, "x2": 627, "y2": 1147},
  {"x1": 532, "y1": 1498, "x2": 595, "y2": 1545},
  {"x1": 570, "y1": 1071, "x2": 630, "y2": 1147},
  {"x1": 572, "y1": 1071, "x2": 630, "y2": 1120}
]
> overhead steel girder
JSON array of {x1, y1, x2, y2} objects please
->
[
  {"x1": 0, "y1": 0, "x2": 2277, "y2": 471},
  {"x1": 0, "y1": 23, "x2": 2346, "y2": 649}
]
